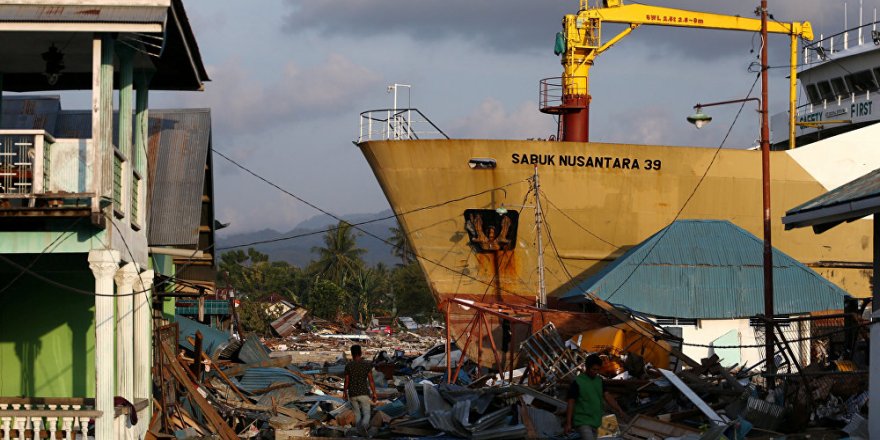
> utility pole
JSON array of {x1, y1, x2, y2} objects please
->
[
  {"x1": 760, "y1": 0, "x2": 777, "y2": 386},
  {"x1": 534, "y1": 165, "x2": 546, "y2": 308}
]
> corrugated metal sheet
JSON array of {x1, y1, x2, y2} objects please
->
[
  {"x1": 236, "y1": 367, "x2": 308, "y2": 394},
  {"x1": 560, "y1": 220, "x2": 848, "y2": 318},
  {"x1": 375, "y1": 399, "x2": 407, "y2": 419},
  {"x1": 784, "y1": 168, "x2": 880, "y2": 231},
  {"x1": 0, "y1": 96, "x2": 60, "y2": 130},
  {"x1": 788, "y1": 168, "x2": 880, "y2": 214},
  {"x1": 146, "y1": 109, "x2": 211, "y2": 246},
  {"x1": 271, "y1": 307, "x2": 308, "y2": 337},
  {"x1": 175, "y1": 314, "x2": 231, "y2": 358},
  {"x1": 237, "y1": 334, "x2": 270, "y2": 364}
]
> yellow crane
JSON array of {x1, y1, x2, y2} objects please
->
[{"x1": 542, "y1": 0, "x2": 813, "y2": 146}]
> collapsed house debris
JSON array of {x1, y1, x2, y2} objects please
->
[{"x1": 146, "y1": 295, "x2": 871, "y2": 440}]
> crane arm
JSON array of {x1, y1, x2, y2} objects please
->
[{"x1": 584, "y1": 3, "x2": 813, "y2": 40}]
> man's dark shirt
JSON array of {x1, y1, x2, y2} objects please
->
[{"x1": 344, "y1": 358, "x2": 373, "y2": 397}]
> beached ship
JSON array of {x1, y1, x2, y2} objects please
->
[{"x1": 357, "y1": 2, "x2": 880, "y2": 308}]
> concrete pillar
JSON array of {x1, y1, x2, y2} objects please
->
[
  {"x1": 134, "y1": 269, "x2": 154, "y2": 438},
  {"x1": 114, "y1": 263, "x2": 139, "y2": 403},
  {"x1": 88, "y1": 249, "x2": 120, "y2": 440},
  {"x1": 134, "y1": 270, "x2": 154, "y2": 401}
]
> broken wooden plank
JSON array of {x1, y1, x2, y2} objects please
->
[
  {"x1": 159, "y1": 341, "x2": 239, "y2": 440},
  {"x1": 218, "y1": 399, "x2": 307, "y2": 422}
]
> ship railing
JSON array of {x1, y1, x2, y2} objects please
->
[
  {"x1": 803, "y1": 20, "x2": 880, "y2": 65},
  {"x1": 358, "y1": 108, "x2": 449, "y2": 142},
  {"x1": 538, "y1": 76, "x2": 588, "y2": 112}
]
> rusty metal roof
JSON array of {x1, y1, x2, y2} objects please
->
[
  {"x1": 560, "y1": 220, "x2": 848, "y2": 318},
  {"x1": 783, "y1": 168, "x2": 880, "y2": 233},
  {"x1": 146, "y1": 108, "x2": 211, "y2": 247},
  {"x1": 0, "y1": 4, "x2": 167, "y2": 25}
]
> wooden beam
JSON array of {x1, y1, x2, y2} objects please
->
[{"x1": 159, "y1": 341, "x2": 238, "y2": 440}]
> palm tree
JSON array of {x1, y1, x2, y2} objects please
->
[
  {"x1": 389, "y1": 224, "x2": 415, "y2": 265},
  {"x1": 346, "y1": 266, "x2": 391, "y2": 325},
  {"x1": 311, "y1": 221, "x2": 366, "y2": 284}
]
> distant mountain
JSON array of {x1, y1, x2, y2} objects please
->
[{"x1": 217, "y1": 210, "x2": 401, "y2": 267}]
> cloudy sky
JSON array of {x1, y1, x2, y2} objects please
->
[{"x1": 148, "y1": 0, "x2": 878, "y2": 236}]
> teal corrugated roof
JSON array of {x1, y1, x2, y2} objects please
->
[
  {"x1": 787, "y1": 168, "x2": 880, "y2": 214},
  {"x1": 783, "y1": 168, "x2": 880, "y2": 232},
  {"x1": 559, "y1": 220, "x2": 848, "y2": 318}
]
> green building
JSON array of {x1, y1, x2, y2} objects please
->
[{"x1": 0, "y1": 2, "x2": 209, "y2": 438}]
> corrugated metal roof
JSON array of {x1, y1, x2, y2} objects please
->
[
  {"x1": 783, "y1": 168, "x2": 880, "y2": 231},
  {"x1": 0, "y1": 96, "x2": 60, "y2": 130},
  {"x1": 236, "y1": 367, "x2": 308, "y2": 394},
  {"x1": 146, "y1": 108, "x2": 211, "y2": 247},
  {"x1": 0, "y1": 5, "x2": 167, "y2": 24},
  {"x1": 789, "y1": 168, "x2": 880, "y2": 213},
  {"x1": 559, "y1": 220, "x2": 848, "y2": 318}
]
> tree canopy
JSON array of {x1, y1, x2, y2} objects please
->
[{"x1": 218, "y1": 220, "x2": 436, "y2": 334}]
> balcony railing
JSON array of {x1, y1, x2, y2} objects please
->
[
  {"x1": 0, "y1": 130, "x2": 94, "y2": 211},
  {"x1": 0, "y1": 398, "x2": 101, "y2": 440}
]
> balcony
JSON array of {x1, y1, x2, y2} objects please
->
[
  {"x1": 0, "y1": 397, "x2": 101, "y2": 439},
  {"x1": 0, "y1": 130, "x2": 93, "y2": 218}
]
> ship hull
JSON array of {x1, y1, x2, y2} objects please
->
[{"x1": 359, "y1": 129, "x2": 879, "y2": 306}]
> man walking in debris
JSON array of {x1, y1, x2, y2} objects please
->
[
  {"x1": 343, "y1": 344, "x2": 377, "y2": 435},
  {"x1": 565, "y1": 353, "x2": 627, "y2": 439}
]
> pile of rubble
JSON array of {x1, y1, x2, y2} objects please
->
[{"x1": 148, "y1": 303, "x2": 870, "y2": 439}]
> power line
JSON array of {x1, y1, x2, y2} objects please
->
[
  {"x1": 540, "y1": 193, "x2": 617, "y2": 248},
  {"x1": 215, "y1": 148, "x2": 527, "y2": 251},
  {"x1": 213, "y1": 148, "x2": 531, "y2": 299},
  {"x1": 601, "y1": 73, "x2": 761, "y2": 302},
  {"x1": 0, "y1": 222, "x2": 214, "y2": 298},
  {"x1": 0, "y1": 217, "x2": 86, "y2": 298}
]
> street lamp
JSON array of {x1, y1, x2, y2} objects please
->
[
  {"x1": 687, "y1": 92, "x2": 776, "y2": 384},
  {"x1": 685, "y1": 97, "x2": 761, "y2": 130}
]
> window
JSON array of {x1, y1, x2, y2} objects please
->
[
  {"x1": 655, "y1": 317, "x2": 698, "y2": 326},
  {"x1": 817, "y1": 81, "x2": 835, "y2": 100},
  {"x1": 805, "y1": 84, "x2": 822, "y2": 104},
  {"x1": 830, "y1": 77, "x2": 847, "y2": 96},
  {"x1": 844, "y1": 70, "x2": 878, "y2": 93}
]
